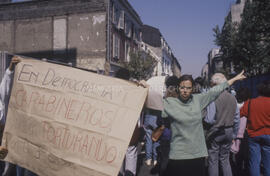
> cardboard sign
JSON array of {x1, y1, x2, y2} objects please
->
[{"x1": 2, "y1": 58, "x2": 147, "y2": 176}]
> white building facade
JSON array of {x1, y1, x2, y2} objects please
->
[{"x1": 141, "y1": 25, "x2": 180, "y2": 77}]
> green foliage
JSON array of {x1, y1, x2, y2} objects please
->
[
  {"x1": 237, "y1": 0, "x2": 270, "y2": 74},
  {"x1": 122, "y1": 51, "x2": 157, "y2": 80},
  {"x1": 213, "y1": 0, "x2": 270, "y2": 75},
  {"x1": 213, "y1": 14, "x2": 240, "y2": 72}
]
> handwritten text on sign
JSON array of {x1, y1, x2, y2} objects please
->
[{"x1": 3, "y1": 58, "x2": 147, "y2": 176}]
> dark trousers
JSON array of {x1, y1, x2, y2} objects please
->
[
  {"x1": 163, "y1": 158, "x2": 205, "y2": 176},
  {"x1": 230, "y1": 136, "x2": 249, "y2": 176},
  {"x1": 2, "y1": 162, "x2": 16, "y2": 176},
  {"x1": 0, "y1": 161, "x2": 5, "y2": 175},
  {"x1": 208, "y1": 128, "x2": 233, "y2": 176},
  {"x1": 156, "y1": 139, "x2": 170, "y2": 176}
]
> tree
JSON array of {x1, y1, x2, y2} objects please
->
[
  {"x1": 213, "y1": 14, "x2": 239, "y2": 74},
  {"x1": 213, "y1": 0, "x2": 270, "y2": 76},
  {"x1": 237, "y1": 0, "x2": 270, "y2": 74},
  {"x1": 121, "y1": 51, "x2": 157, "y2": 80}
]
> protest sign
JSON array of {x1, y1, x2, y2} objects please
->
[{"x1": 2, "y1": 58, "x2": 147, "y2": 176}]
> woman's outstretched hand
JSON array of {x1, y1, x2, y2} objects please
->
[{"x1": 228, "y1": 70, "x2": 246, "y2": 86}]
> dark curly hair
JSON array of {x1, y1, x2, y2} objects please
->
[
  {"x1": 236, "y1": 87, "x2": 251, "y2": 103},
  {"x1": 178, "y1": 74, "x2": 194, "y2": 87},
  {"x1": 165, "y1": 75, "x2": 179, "y2": 88},
  {"x1": 257, "y1": 80, "x2": 270, "y2": 97}
]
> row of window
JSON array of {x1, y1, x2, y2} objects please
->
[
  {"x1": 162, "y1": 57, "x2": 172, "y2": 75},
  {"x1": 112, "y1": 3, "x2": 141, "y2": 41},
  {"x1": 111, "y1": 2, "x2": 141, "y2": 63},
  {"x1": 161, "y1": 37, "x2": 172, "y2": 56},
  {"x1": 112, "y1": 34, "x2": 130, "y2": 62}
]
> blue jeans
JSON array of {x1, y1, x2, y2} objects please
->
[
  {"x1": 248, "y1": 135, "x2": 270, "y2": 176},
  {"x1": 144, "y1": 114, "x2": 160, "y2": 161}
]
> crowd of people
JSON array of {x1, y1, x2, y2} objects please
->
[
  {"x1": 116, "y1": 67, "x2": 269, "y2": 176},
  {"x1": 0, "y1": 56, "x2": 270, "y2": 176}
]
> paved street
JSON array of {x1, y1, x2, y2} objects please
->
[{"x1": 136, "y1": 143, "x2": 158, "y2": 176}]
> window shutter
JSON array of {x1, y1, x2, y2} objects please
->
[{"x1": 118, "y1": 10, "x2": 124, "y2": 29}]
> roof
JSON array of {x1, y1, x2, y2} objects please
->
[{"x1": 142, "y1": 25, "x2": 161, "y2": 47}]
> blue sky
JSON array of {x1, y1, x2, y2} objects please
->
[{"x1": 129, "y1": 0, "x2": 236, "y2": 78}]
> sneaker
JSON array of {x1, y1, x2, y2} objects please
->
[
  {"x1": 153, "y1": 160, "x2": 158, "y2": 166},
  {"x1": 145, "y1": 159, "x2": 152, "y2": 166}
]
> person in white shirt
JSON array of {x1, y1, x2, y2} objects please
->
[
  {"x1": 0, "y1": 57, "x2": 20, "y2": 176},
  {"x1": 0, "y1": 56, "x2": 20, "y2": 158}
]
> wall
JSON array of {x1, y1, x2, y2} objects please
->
[
  {"x1": 231, "y1": 0, "x2": 246, "y2": 23},
  {"x1": 201, "y1": 63, "x2": 208, "y2": 81},
  {"x1": 15, "y1": 18, "x2": 52, "y2": 54},
  {"x1": 68, "y1": 12, "x2": 106, "y2": 70},
  {"x1": 0, "y1": 0, "x2": 107, "y2": 71},
  {"x1": 172, "y1": 58, "x2": 181, "y2": 77}
]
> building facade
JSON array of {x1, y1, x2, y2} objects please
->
[
  {"x1": 203, "y1": 0, "x2": 247, "y2": 80},
  {"x1": 201, "y1": 63, "x2": 208, "y2": 82},
  {"x1": 109, "y1": 0, "x2": 143, "y2": 73},
  {"x1": 202, "y1": 48, "x2": 223, "y2": 82},
  {"x1": 0, "y1": 52, "x2": 8, "y2": 82},
  {"x1": 141, "y1": 25, "x2": 181, "y2": 77},
  {"x1": 171, "y1": 54, "x2": 181, "y2": 77},
  {"x1": 0, "y1": 0, "x2": 143, "y2": 75},
  {"x1": 231, "y1": 0, "x2": 247, "y2": 23}
]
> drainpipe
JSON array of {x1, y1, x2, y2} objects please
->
[{"x1": 106, "y1": 0, "x2": 111, "y2": 74}]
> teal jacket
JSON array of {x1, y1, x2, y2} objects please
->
[{"x1": 162, "y1": 82, "x2": 229, "y2": 160}]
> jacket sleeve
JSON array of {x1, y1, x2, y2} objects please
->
[
  {"x1": 203, "y1": 101, "x2": 216, "y2": 124},
  {"x1": 237, "y1": 117, "x2": 247, "y2": 138},
  {"x1": 161, "y1": 99, "x2": 169, "y2": 119},
  {"x1": 240, "y1": 100, "x2": 249, "y2": 117},
  {"x1": 0, "y1": 69, "x2": 13, "y2": 104},
  {"x1": 161, "y1": 99, "x2": 171, "y2": 128},
  {"x1": 0, "y1": 69, "x2": 14, "y2": 123},
  {"x1": 198, "y1": 82, "x2": 229, "y2": 110},
  {"x1": 233, "y1": 106, "x2": 240, "y2": 139}
]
